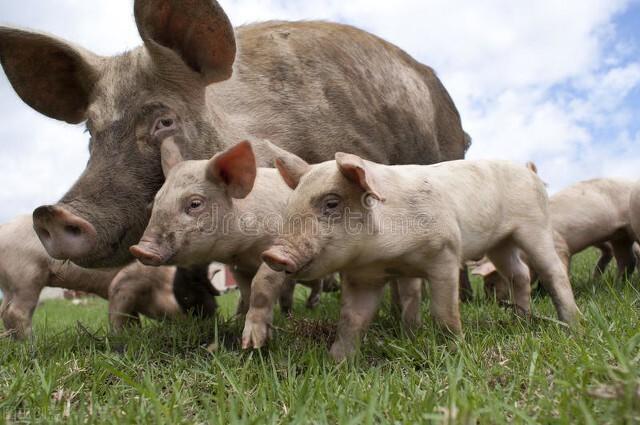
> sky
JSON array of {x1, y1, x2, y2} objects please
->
[{"x1": 0, "y1": 0, "x2": 639, "y2": 222}]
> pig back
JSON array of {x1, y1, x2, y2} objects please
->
[
  {"x1": 550, "y1": 178, "x2": 635, "y2": 253},
  {"x1": 213, "y1": 21, "x2": 467, "y2": 166}
]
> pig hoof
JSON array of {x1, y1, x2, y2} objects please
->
[
  {"x1": 329, "y1": 341, "x2": 354, "y2": 362},
  {"x1": 514, "y1": 306, "x2": 532, "y2": 319},
  {"x1": 241, "y1": 317, "x2": 271, "y2": 349}
]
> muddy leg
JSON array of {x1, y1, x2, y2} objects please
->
[
  {"x1": 278, "y1": 279, "x2": 296, "y2": 315},
  {"x1": 329, "y1": 276, "x2": 385, "y2": 362}
]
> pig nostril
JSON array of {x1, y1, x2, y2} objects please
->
[
  {"x1": 65, "y1": 225, "x2": 82, "y2": 236},
  {"x1": 38, "y1": 228, "x2": 51, "y2": 240}
]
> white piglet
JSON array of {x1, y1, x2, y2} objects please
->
[{"x1": 253, "y1": 153, "x2": 580, "y2": 360}]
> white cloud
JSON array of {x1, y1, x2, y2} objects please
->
[{"x1": 0, "y1": 0, "x2": 639, "y2": 222}]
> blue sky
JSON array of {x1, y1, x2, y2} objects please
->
[{"x1": 0, "y1": 0, "x2": 639, "y2": 222}]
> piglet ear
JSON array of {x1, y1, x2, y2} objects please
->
[
  {"x1": 526, "y1": 161, "x2": 538, "y2": 174},
  {"x1": 335, "y1": 152, "x2": 385, "y2": 201},
  {"x1": 206, "y1": 140, "x2": 256, "y2": 199},
  {"x1": 160, "y1": 137, "x2": 184, "y2": 177},
  {"x1": 274, "y1": 151, "x2": 310, "y2": 190},
  {"x1": 470, "y1": 261, "x2": 497, "y2": 277}
]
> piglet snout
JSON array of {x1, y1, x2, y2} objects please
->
[
  {"x1": 262, "y1": 248, "x2": 297, "y2": 274},
  {"x1": 129, "y1": 242, "x2": 167, "y2": 267}
]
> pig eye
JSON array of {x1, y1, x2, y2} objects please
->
[
  {"x1": 186, "y1": 196, "x2": 205, "y2": 215},
  {"x1": 321, "y1": 194, "x2": 342, "y2": 216},
  {"x1": 152, "y1": 117, "x2": 177, "y2": 137}
]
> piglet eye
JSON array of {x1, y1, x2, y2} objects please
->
[
  {"x1": 326, "y1": 199, "x2": 339, "y2": 209},
  {"x1": 152, "y1": 117, "x2": 177, "y2": 137},
  {"x1": 321, "y1": 194, "x2": 342, "y2": 216},
  {"x1": 186, "y1": 196, "x2": 205, "y2": 214}
]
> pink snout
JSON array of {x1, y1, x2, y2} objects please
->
[
  {"x1": 129, "y1": 241, "x2": 169, "y2": 267},
  {"x1": 33, "y1": 205, "x2": 97, "y2": 262},
  {"x1": 262, "y1": 248, "x2": 297, "y2": 274}
]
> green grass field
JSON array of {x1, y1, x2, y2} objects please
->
[{"x1": 1, "y1": 250, "x2": 639, "y2": 424}]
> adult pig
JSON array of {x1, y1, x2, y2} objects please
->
[
  {"x1": 258, "y1": 154, "x2": 579, "y2": 360},
  {"x1": 0, "y1": 0, "x2": 467, "y2": 269}
]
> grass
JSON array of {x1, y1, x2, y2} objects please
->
[{"x1": 1, "y1": 250, "x2": 640, "y2": 424}]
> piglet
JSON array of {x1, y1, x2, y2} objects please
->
[
  {"x1": 0, "y1": 215, "x2": 208, "y2": 338},
  {"x1": 476, "y1": 177, "x2": 639, "y2": 303},
  {"x1": 129, "y1": 139, "x2": 343, "y2": 323},
  {"x1": 257, "y1": 152, "x2": 580, "y2": 361}
]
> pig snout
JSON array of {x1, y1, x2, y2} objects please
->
[
  {"x1": 262, "y1": 247, "x2": 297, "y2": 274},
  {"x1": 129, "y1": 240, "x2": 170, "y2": 267},
  {"x1": 32, "y1": 205, "x2": 97, "y2": 262}
]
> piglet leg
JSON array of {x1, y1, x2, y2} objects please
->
[
  {"x1": 425, "y1": 252, "x2": 463, "y2": 335},
  {"x1": 242, "y1": 264, "x2": 288, "y2": 349},
  {"x1": 393, "y1": 277, "x2": 423, "y2": 331},
  {"x1": 1, "y1": 286, "x2": 41, "y2": 339},
  {"x1": 329, "y1": 276, "x2": 385, "y2": 362}
]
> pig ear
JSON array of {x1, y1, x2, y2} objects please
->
[
  {"x1": 471, "y1": 261, "x2": 497, "y2": 277},
  {"x1": 0, "y1": 27, "x2": 100, "y2": 124},
  {"x1": 206, "y1": 141, "x2": 256, "y2": 198},
  {"x1": 160, "y1": 137, "x2": 184, "y2": 177},
  {"x1": 335, "y1": 152, "x2": 385, "y2": 201},
  {"x1": 526, "y1": 161, "x2": 538, "y2": 174},
  {"x1": 274, "y1": 152, "x2": 310, "y2": 190},
  {"x1": 134, "y1": 0, "x2": 236, "y2": 85}
]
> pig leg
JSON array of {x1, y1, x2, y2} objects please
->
[
  {"x1": 424, "y1": 253, "x2": 463, "y2": 335},
  {"x1": 108, "y1": 281, "x2": 142, "y2": 332},
  {"x1": 514, "y1": 229, "x2": 580, "y2": 325},
  {"x1": 1, "y1": 285, "x2": 41, "y2": 339},
  {"x1": 322, "y1": 273, "x2": 341, "y2": 292},
  {"x1": 610, "y1": 237, "x2": 636, "y2": 280},
  {"x1": 394, "y1": 278, "x2": 423, "y2": 331},
  {"x1": 231, "y1": 269, "x2": 254, "y2": 316},
  {"x1": 330, "y1": 276, "x2": 386, "y2": 362},
  {"x1": 593, "y1": 242, "x2": 613, "y2": 279},
  {"x1": 390, "y1": 280, "x2": 401, "y2": 317},
  {"x1": 459, "y1": 266, "x2": 473, "y2": 302},
  {"x1": 278, "y1": 279, "x2": 297, "y2": 315},
  {"x1": 242, "y1": 264, "x2": 289, "y2": 349},
  {"x1": 304, "y1": 279, "x2": 323, "y2": 309},
  {"x1": 487, "y1": 243, "x2": 532, "y2": 316}
]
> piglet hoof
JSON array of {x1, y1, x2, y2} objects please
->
[
  {"x1": 514, "y1": 305, "x2": 532, "y2": 319},
  {"x1": 241, "y1": 314, "x2": 272, "y2": 349},
  {"x1": 329, "y1": 340, "x2": 356, "y2": 362}
]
